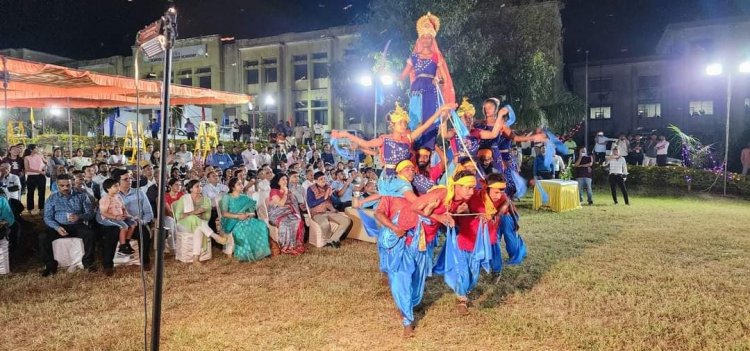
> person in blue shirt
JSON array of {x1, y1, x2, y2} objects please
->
[
  {"x1": 533, "y1": 145, "x2": 553, "y2": 180},
  {"x1": 149, "y1": 118, "x2": 160, "y2": 139},
  {"x1": 208, "y1": 144, "x2": 234, "y2": 171},
  {"x1": 40, "y1": 174, "x2": 97, "y2": 276},
  {"x1": 331, "y1": 169, "x2": 354, "y2": 211},
  {"x1": 98, "y1": 169, "x2": 154, "y2": 276}
]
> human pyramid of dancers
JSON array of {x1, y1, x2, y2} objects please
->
[{"x1": 329, "y1": 12, "x2": 555, "y2": 337}]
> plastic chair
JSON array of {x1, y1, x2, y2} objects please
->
[
  {"x1": 172, "y1": 203, "x2": 212, "y2": 263},
  {"x1": 52, "y1": 237, "x2": 84, "y2": 272}
]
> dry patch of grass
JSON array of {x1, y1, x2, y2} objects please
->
[{"x1": 1, "y1": 193, "x2": 750, "y2": 350}]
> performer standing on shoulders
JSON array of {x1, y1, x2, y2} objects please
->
[{"x1": 399, "y1": 12, "x2": 456, "y2": 151}]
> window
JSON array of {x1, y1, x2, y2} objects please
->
[
  {"x1": 295, "y1": 110, "x2": 308, "y2": 126},
  {"x1": 310, "y1": 52, "x2": 329, "y2": 79},
  {"x1": 294, "y1": 64, "x2": 307, "y2": 81},
  {"x1": 311, "y1": 100, "x2": 328, "y2": 108},
  {"x1": 689, "y1": 101, "x2": 714, "y2": 117},
  {"x1": 313, "y1": 110, "x2": 328, "y2": 125},
  {"x1": 590, "y1": 78, "x2": 612, "y2": 93},
  {"x1": 263, "y1": 58, "x2": 279, "y2": 83},
  {"x1": 265, "y1": 67, "x2": 278, "y2": 83},
  {"x1": 198, "y1": 76, "x2": 211, "y2": 89},
  {"x1": 638, "y1": 103, "x2": 661, "y2": 118},
  {"x1": 196, "y1": 67, "x2": 211, "y2": 89},
  {"x1": 179, "y1": 77, "x2": 192, "y2": 86},
  {"x1": 589, "y1": 106, "x2": 612, "y2": 119},
  {"x1": 244, "y1": 60, "x2": 259, "y2": 85},
  {"x1": 224, "y1": 107, "x2": 237, "y2": 120}
]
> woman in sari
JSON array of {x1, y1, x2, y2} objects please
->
[
  {"x1": 220, "y1": 177, "x2": 270, "y2": 262},
  {"x1": 174, "y1": 179, "x2": 230, "y2": 264},
  {"x1": 267, "y1": 173, "x2": 305, "y2": 255}
]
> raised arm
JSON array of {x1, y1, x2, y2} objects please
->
[
  {"x1": 411, "y1": 103, "x2": 457, "y2": 140},
  {"x1": 333, "y1": 130, "x2": 384, "y2": 149},
  {"x1": 478, "y1": 108, "x2": 511, "y2": 140}
]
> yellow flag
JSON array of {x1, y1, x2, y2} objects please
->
[{"x1": 30, "y1": 108, "x2": 35, "y2": 125}]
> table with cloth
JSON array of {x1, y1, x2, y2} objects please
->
[{"x1": 532, "y1": 179, "x2": 582, "y2": 212}]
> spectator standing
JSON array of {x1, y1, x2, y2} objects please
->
[
  {"x1": 40, "y1": 174, "x2": 96, "y2": 276},
  {"x1": 656, "y1": 135, "x2": 670, "y2": 167},
  {"x1": 532, "y1": 146, "x2": 553, "y2": 180},
  {"x1": 321, "y1": 144, "x2": 335, "y2": 166},
  {"x1": 0, "y1": 163, "x2": 22, "y2": 201},
  {"x1": 23, "y1": 144, "x2": 47, "y2": 214},
  {"x1": 2, "y1": 145, "x2": 25, "y2": 193},
  {"x1": 552, "y1": 153, "x2": 566, "y2": 179},
  {"x1": 593, "y1": 131, "x2": 614, "y2": 164},
  {"x1": 574, "y1": 147, "x2": 594, "y2": 205},
  {"x1": 629, "y1": 135, "x2": 644, "y2": 165},
  {"x1": 604, "y1": 148, "x2": 629, "y2": 205},
  {"x1": 240, "y1": 120, "x2": 252, "y2": 142},
  {"x1": 149, "y1": 118, "x2": 160, "y2": 139},
  {"x1": 185, "y1": 119, "x2": 196, "y2": 140},
  {"x1": 232, "y1": 118, "x2": 241, "y2": 142},
  {"x1": 271, "y1": 145, "x2": 287, "y2": 171},
  {"x1": 313, "y1": 120, "x2": 324, "y2": 138},
  {"x1": 302, "y1": 123, "x2": 312, "y2": 146},
  {"x1": 563, "y1": 137, "x2": 577, "y2": 164},
  {"x1": 614, "y1": 134, "x2": 630, "y2": 159},
  {"x1": 643, "y1": 134, "x2": 658, "y2": 166},
  {"x1": 260, "y1": 147, "x2": 273, "y2": 168},
  {"x1": 742, "y1": 142, "x2": 750, "y2": 175}
]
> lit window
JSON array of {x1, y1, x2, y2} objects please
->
[
  {"x1": 689, "y1": 101, "x2": 713, "y2": 117},
  {"x1": 638, "y1": 103, "x2": 661, "y2": 118},
  {"x1": 589, "y1": 106, "x2": 611, "y2": 119}
]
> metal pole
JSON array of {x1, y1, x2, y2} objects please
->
[
  {"x1": 723, "y1": 73, "x2": 731, "y2": 196},
  {"x1": 373, "y1": 86, "x2": 378, "y2": 137},
  {"x1": 67, "y1": 99, "x2": 72, "y2": 156},
  {"x1": 584, "y1": 50, "x2": 589, "y2": 151},
  {"x1": 151, "y1": 8, "x2": 177, "y2": 351}
]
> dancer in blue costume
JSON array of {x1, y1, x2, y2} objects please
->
[
  {"x1": 380, "y1": 180, "x2": 455, "y2": 337},
  {"x1": 435, "y1": 173, "x2": 509, "y2": 314},
  {"x1": 480, "y1": 98, "x2": 546, "y2": 198},
  {"x1": 399, "y1": 12, "x2": 456, "y2": 151}
]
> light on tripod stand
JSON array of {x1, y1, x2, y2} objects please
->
[{"x1": 136, "y1": 8, "x2": 177, "y2": 60}]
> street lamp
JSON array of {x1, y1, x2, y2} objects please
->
[
  {"x1": 264, "y1": 94, "x2": 275, "y2": 106},
  {"x1": 358, "y1": 73, "x2": 392, "y2": 137},
  {"x1": 704, "y1": 60, "x2": 750, "y2": 196}
]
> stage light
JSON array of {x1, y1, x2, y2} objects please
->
[
  {"x1": 49, "y1": 107, "x2": 63, "y2": 116},
  {"x1": 264, "y1": 95, "x2": 275, "y2": 106},
  {"x1": 379, "y1": 74, "x2": 394, "y2": 86},
  {"x1": 739, "y1": 61, "x2": 750, "y2": 74},
  {"x1": 705, "y1": 63, "x2": 723, "y2": 76},
  {"x1": 248, "y1": 102, "x2": 254, "y2": 110},
  {"x1": 358, "y1": 75, "x2": 373, "y2": 87}
]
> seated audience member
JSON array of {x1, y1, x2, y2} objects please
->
[
  {"x1": 266, "y1": 173, "x2": 306, "y2": 255},
  {"x1": 288, "y1": 171, "x2": 306, "y2": 211},
  {"x1": 98, "y1": 169, "x2": 154, "y2": 275},
  {"x1": 40, "y1": 174, "x2": 96, "y2": 276},
  {"x1": 173, "y1": 179, "x2": 230, "y2": 264},
  {"x1": 203, "y1": 171, "x2": 229, "y2": 232},
  {"x1": 331, "y1": 169, "x2": 354, "y2": 211},
  {"x1": 306, "y1": 172, "x2": 352, "y2": 248},
  {"x1": 97, "y1": 179, "x2": 137, "y2": 255},
  {"x1": 219, "y1": 177, "x2": 270, "y2": 262},
  {"x1": 352, "y1": 180, "x2": 381, "y2": 210}
]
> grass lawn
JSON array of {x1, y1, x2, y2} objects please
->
[{"x1": 1, "y1": 192, "x2": 749, "y2": 350}]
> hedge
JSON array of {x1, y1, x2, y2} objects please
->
[{"x1": 520, "y1": 158, "x2": 750, "y2": 199}]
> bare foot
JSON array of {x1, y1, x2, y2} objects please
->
[
  {"x1": 402, "y1": 325, "x2": 415, "y2": 338},
  {"x1": 456, "y1": 299, "x2": 469, "y2": 316}
]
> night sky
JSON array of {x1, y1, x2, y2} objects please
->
[{"x1": 0, "y1": 0, "x2": 747, "y2": 63}]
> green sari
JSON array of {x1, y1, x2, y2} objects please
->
[{"x1": 220, "y1": 194, "x2": 270, "y2": 262}]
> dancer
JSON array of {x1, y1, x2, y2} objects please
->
[
  {"x1": 332, "y1": 102, "x2": 455, "y2": 180},
  {"x1": 399, "y1": 12, "x2": 456, "y2": 150},
  {"x1": 436, "y1": 172, "x2": 508, "y2": 315}
]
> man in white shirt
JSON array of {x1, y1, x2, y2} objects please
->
[
  {"x1": 241, "y1": 142, "x2": 260, "y2": 174},
  {"x1": 175, "y1": 143, "x2": 194, "y2": 171},
  {"x1": 302, "y1": 169, "x2": 315, "y2": 193},
  {"x1": 203, "y1": 170, "x2": 229, "y2": 232},
  {"x1": 0, "y1": 163, "x2": 22, "y2": 201},
  {"x1": 593, "y1": 131, "x2": 615, "y2": 164},
  {"x1": 305, "y1": 144, "x2": 317, "y2": 162},
  {"x1": 314, "y1": 121, "x2": 324, "y2": 136},
  {"x1": 260, "y1": 147, "x2": 273, "y2": 168},
  {"x1": 604, "y1": 148, "x2": 629, "y2": 205},
  {"x1": 302, "y1": 124, "x2": 312, "y2": 146},
  {"x1": 655, "y1": 135, "x2": 669, "y2": 167},
  {"x1": 614, "y1": 134, "x2": 629, "y2": 158},
  {"x1": 553, "y1": 153, "x2": 566, "y2": 179}
]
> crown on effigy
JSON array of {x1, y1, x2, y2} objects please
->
[
  {"x1": 457, "y1": 97, "x2": 475, "y2": 117},
  {"x1": 390, "y1": 102, "x2": 409, "y2": 123},
  {"x1": 416, "y1": 12, "x2": 440, "y2": 37}
]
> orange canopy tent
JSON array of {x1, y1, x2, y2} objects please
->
[{"x1": 0, "y1": 56, "x2": 251, "y2": 108}]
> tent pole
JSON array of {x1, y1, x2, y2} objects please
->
[{"x1": 67, "y1": 99, "x2": 72, "y2": 155}]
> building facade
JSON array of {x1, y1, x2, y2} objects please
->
[
  {"x1": 569, "y1": 17, "x2": 750, "y2": 144},
  {"x1": 3, "y1": 26, "x2": 358, "y2": 131}
]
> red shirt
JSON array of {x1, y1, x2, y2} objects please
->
[
  {"x1": 456, "y1": 191, "x2": 507, "y2": 251},
  {"x1": 397, "y1": 188, "x2": 448, "y2": 245},
  {"x1": 376, "y1": 195, "x2": 410, "y2": 228}
]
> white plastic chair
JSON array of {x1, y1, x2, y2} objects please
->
[
  {"x1": 172, "y1": 203, "x2": 212, "y2": 263},
  {"x1": 52, "y1": 237, "x2": 84, "y2": 272}
]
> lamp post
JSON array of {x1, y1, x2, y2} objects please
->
[
  {"x1": 358, "y1": 73, "x2": 392, "y2": 137},
  {"x1": 705, "y1": 61, "x2": 750, "y2": 196}
]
